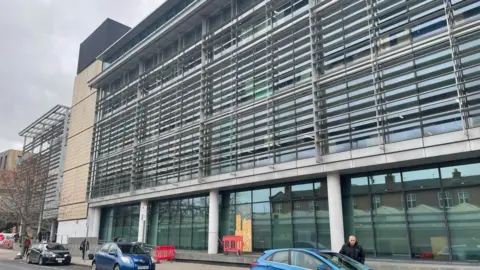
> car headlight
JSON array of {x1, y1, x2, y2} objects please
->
[{"x1": 120, "y1": 256, "x2": 131, "y2": 264}]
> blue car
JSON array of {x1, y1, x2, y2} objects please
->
[
  {"x1": 251, "y1": 248, "x2": 370, "y2": 270},
  {"x1": 92, "y1": 242, "x2": 154, "y2": 270}
]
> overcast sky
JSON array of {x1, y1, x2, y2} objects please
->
[{"x1": 0, "y1": 0, "x2": 165, "y2": 151}]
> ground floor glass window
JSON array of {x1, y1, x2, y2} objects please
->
[
  {"x1": 342, "y1": 159, "x2": 480, "y2": 262},
  {"x1": 219, "y1": 180, "x2": 330, "y2": 252}
]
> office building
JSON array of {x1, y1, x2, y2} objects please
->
[
  {"x1": 19, "y1": 105, "x2": 70, "y2": 239},
  {"x1": 86, "y1": 0, "x2": 480, "y2": 262},
  {"x1": 57, "y1": 19, "x2": 130, "y2": 244}
]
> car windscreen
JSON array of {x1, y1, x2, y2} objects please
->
[
  {"x1": 318, "y1": 252, "x2": 365, "y2": 270},
  {"x1": 118, "y1": 244, "x2": 147, "y2": 254},
  {"x1": 46, "y1": 244, "x2": 67, "y2": 250}
]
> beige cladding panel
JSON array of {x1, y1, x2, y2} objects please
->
[
  {"x1": 71, "y1": 60, "x2": 101, "y2": 106},
  {"x1": 69, "y1": 94, "x2": 96, "y2": 137},
  {"x1": 2, "y1": 150, "x2": 22, "y2": 171},
  {"x1": 60, "y1": 165, "x2": 89, "y2": 206},
  {"x1": 58, "y1": 202, "x2": 88, "y2": 221},
  {"x1": 64, "y1": 128, "x2": 93, "y2": 171}
]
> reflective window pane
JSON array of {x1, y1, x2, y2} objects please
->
[
  {"x1": 370, "y1": 172, "x2": 402, "y2": 193},
  {"x1": 402, "y1": 168, "x2": 441, "y2": 190},
  {"x1": 293, "y1": 200, "x2": 316, "y2": 248},
  {"x1": 314, "y1": 181, "x2": 328, "y2": 197},
  {"x1": 292, "y1": 183, "x2": 313, "y2": 198},
  {"x1": 343, "y1": 195, "x2": 375, "y2": 256},
  {"x1": 272, "y1": 202, "x2": 293, "y2": 248},
  {"x1": 253, "y1": 189, "x2": 270, "y2": 203},
  {"x1": 372, "y1": 193, "x2": 409, "y2": 258},
  {"x1": 236, "y1": 204, "x2": 253, "y2": 252},
  {"x1": 406, "y1": 190, "x2": 448, "y2": 260},
  {"x1": 100, "y1": 204, "x2": 140, "y2": 243},
  {"x1": 236, "y1": 191, "x2": 252, "y2": 204},
  {"x1": 144, "y1": 196, "x2": 208, "y2": 250},
  {"x1": 440, "y1": 163, "x2": 480, "y2": 188},
  {"x1": 444, "y1": 186, "x2": 480, "y2": 261},
  {"x1": 271, "y1": 186, "x2": 288, "y2": 200},
  {"x1": 316, "y1": 199, "x2": 330, "y2": 249},
  {"x1": 253, "y1": 203, "x2": 271, "y2": 250},
  {"x1": 342, "y1": 176, "x2": 369, "y2": 195}
]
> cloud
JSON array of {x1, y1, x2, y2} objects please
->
[{"x1": 0, "y1": 0, "x2": 165, "y2": 151}]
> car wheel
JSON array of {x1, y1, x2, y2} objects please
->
[
  {"x1": 114, "y1": 264, "x2": 120, "y2": 270},
  {"x1": 64, "y1": 261, "x2": 71, "y2": 265},
  {"x1": 38, "y1": 256, "x2": 44, "y2": 265},
  {"x1": 91, "y1": 261, "x2": 97, "y2": 270},
  {"x1": 26, "y1": 254, "x2": 30, "y2": 264}
]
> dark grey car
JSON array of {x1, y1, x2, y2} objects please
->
[{"x1": 26, "y1": 243, "x2": 71, "y2": 265}]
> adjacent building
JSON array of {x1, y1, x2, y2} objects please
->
[
  {"x1": 0, "y1": 149, "x2": 22, "y2": 171},
  {"x1": 57, "y1": 19, "x2": 130, "y2": 244},
  {"x1": 19, "y1": 105, "x2": 71, "y2": 240},
  {"x1": 80, "y1": 0, "x2": 480, "y2": 263}
]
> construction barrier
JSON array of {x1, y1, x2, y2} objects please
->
[
  {"x1": 2, "y1": 239, "x2": 13, "y2": 249},
  {"x1": 0, "y1": 233, "x2": 15, "y2": 249},
  {"x1": 222, "y1": 236, "x2": 244, "y2": 255},
  {"x1": 155, "y1": 245, "x2": 175, "y2": 262}
]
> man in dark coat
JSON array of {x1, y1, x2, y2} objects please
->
[
  {"x1": 339, "y1": 235, "x2": 365, "y2": 264},
  {"x1": 80, "y1": 239, "x2": 89, "y2": 260}
]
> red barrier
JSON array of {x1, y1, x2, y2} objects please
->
[
  {"x1": 2, "y1": 240, "x2": 13, "y2": 249},
  {"x1": 222, "y1": 236, "x2": 244, "y2": 255},
  {"x1": 155, "y1": 245, "x2": 175, "y2": 262}
]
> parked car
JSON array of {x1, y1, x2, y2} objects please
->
[
  {"x1": 294, "y1": 241, "x2": 328, "y2": 249},
  {"x1": 251, "y1": 248, "x2": 370, "y2": 270},
  {"x1": 26, "y1": 243, "x2": 71, "y2": 265},
  {"x1": 92, "y1": 242, "x2": 155, "y2": 270}
]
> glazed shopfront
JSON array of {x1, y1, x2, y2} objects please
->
[{"x1": 98, "y1": 158, "x2": 480, "y2": 262}]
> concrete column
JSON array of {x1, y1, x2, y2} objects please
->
[
  {"x1": 208, "y1": 190, "x2": 219, "y2": 254},
  {"x1": 327, "y1": 172, "x2": 345, "y2": 252},
  {"x1": 138, "y1": 200, "x2": 148, "y2": 243},
  {"x1": 148, "y1": 203, "x2": 159, "y2": 245},
  {"x1": 87, "y1": 207, "x2": 101, "y2": 238},
  {"x1": 50, "y1": 220, "x2": 56, "y2": 242}
]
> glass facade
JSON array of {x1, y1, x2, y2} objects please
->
[
  {"x1": 96, "y1": 158, "x2": 480, "y2": 262},
  {"x1": 91, "y1": 0, "x2": 480, "y2": 263},
  {"x1": 311, "y1": 0, "x2": 480, "y2": 154},
  {"x1": 342, "y1": 159, "x2": 480, "y2": 261},
  {"x1": 89, "y1": 0, "x2": 314, "y2": 199},
  {"x1": 146, "y1": 195, "x2": 209, "y2": 250},
  {"x1": 102, "y1": 0, "x2": 198, "y2": 69},
  {"x1": 219, "y1": 179, "x2": 330, "y2": 251},
  {"x1": 99, "y1": 204, "x2": 140, "y2": 243}
]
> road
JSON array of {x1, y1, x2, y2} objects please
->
[
  {"x1": 0, "y1": 260, "x2": 247, "y2": 270},
  {"x1": 0, "y1": 260, "x2": 87, "y2": 270},
  {"x1": 0, "y1": 249, "x2": 246, "y2": 270},
  {"x1": 154, "y1": 262, "x2": 246, "y2": 270}
]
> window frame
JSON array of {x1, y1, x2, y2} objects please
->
[
  {"x1": 107, "y1": 244, "x2": 118, "y2": 254},
  {"x1": 458, "y1": 191, "x2": 470, "y2": 204},
  {"x1": 267, "y1": 250, "x2": 290, "y2": 265},
  {"x1": 100, "y1": 244, "x2": 111, "y2": 253},
  {"x1": 290, "y1": 250, "x2": 330, "y2": 270}
]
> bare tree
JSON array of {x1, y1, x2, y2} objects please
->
[{"x1": 0, "y1": 155, "x2": 49, "y2": 256}]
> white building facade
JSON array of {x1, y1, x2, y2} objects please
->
[{"x1": 86, "y1": 0, "x2": 480, "y2": 262}]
